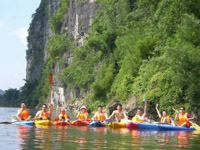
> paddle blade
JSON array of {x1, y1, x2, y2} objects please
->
[
  {"x1": 191, "y1": 121, "x2": 200, "y2": 130},
  {"x1": 49, "y1": 73, "x2": 53, "y2": 86},
  {"x1": 0, "y1": 121, "x2": 12, "y2": 124}
]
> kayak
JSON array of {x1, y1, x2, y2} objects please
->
[
  {"x1": 54, "y1": 121, "x2": 71, "y2": 126},
  {"x1": 35, "y1": 120, "x2": 53, "y2": 126},
  {"x1": 107, "y1": 122, "x2": 126, "y2": 128},
  {"x1": 71, "y1": 120, "x2": 89, "y2": 126},
  {"x1": 126, "y1": 122, "x2": 139, "y2": 129},
  {"x1": 89, "y1": 121, "x2": 106, "y2": 127},
  {"x1": 158, "y1": 124, "x2": 196, "y2": 131},
  {"x1": 12, "y1": 120, "x2": 34, "y2": 125},
  {"x1": 137, "y1": 123, "x2": 159, "y2": 130}
]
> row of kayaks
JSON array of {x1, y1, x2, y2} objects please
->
[{"x1": 12, "y1": 120, "x2": 196, "y2": 131}]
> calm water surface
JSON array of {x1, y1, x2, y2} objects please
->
[{"x1": 1, "y1": 107, "x2": 200, "y2": 150}]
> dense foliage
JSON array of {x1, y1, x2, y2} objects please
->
[
  {"x1": 61, "y1": 0, "x2": 200, "y2": 115},
  {"x1": 0, "y1": 89, "x2": 20, "y2": 107}
]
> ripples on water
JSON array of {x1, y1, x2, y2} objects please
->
[{"x1": 1, "y1": 107, "x2": 200, "y2": 150}]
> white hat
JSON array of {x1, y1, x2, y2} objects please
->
[{"x1": 80, "y1": 106, "x2": 87, "y2": 110}]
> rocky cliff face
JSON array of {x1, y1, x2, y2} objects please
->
[
  {"x1": 52, "y1": 0, "x2": 98, "y2": 108},
  {"x1": 26, "y1": 0, "x2": 58, "y2": 81},
  {"x1": 26, "y1": 0, "x2": 98, "y2": 107}
]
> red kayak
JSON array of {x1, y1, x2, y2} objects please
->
[
  {"x1": 71, "y1": 120, "x2": 89, "y2": 126},
  {"x1": 126, "y1": 122, "x2": 139, "y2": 129},
  {"x1": 54, "y1": 121, "x2": 71, "y2": 126}
]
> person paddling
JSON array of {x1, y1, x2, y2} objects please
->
[
  {"x1": 132, "y1": 99, "x2": 149, "y2": 122},
  {"x1": 156, "y1": 104, "x2": 175, "y2": 126},
  {"x1": 17, "y1": 102, "x2": 31, "y2": 121},
  {"x1": 92, "y1": 106, "x2": 108, "y2": 122},
  {"x1": 108, "y1": 104, "x2": 128, "y2": 122},
  {"x1": 175, "y1": 107, "x2": 193, "y2": 127},
  {"x1": 55, "y1": 108, "x2": 69, "y2": 122},
  {"x1": 34, "y1": 103, "x2": 53, "y2": 120},
  {"x1": 77, "y1": 106, "x2": 90, "y2": 121}
]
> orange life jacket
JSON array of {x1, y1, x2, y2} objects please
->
[
  {"x1": 18, "y1": 109, "x2": 29, "y2": 120},
  {"x1": 178, "y1": 113, "x2": 191, "y2": 127},
  {"x1": 38, "y1": 110, "x2": 49, "y2": 120},
  {"x1": 95, "y1": 112, "x2": 106, "y2": 122},
  {"x1": 132, "y1": 115, "x2": 144, "y2": 122},
  {"x1": 161, "y1": 116, "x2": 171, "y2": 124},
  {"x1": 58, "y1": 113, "x2": 68, "y2": 121},
  {"x1": 78, "y1": 112, "x2": 90, "y2": 121}
]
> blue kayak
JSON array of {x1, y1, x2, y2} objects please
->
[
  {"x1": 137, "y1": 123, "x2": 159, "y2": 130},
  {"x1": 89, "y1": 121, "x2": 106, "y2": 127},
  {"x1": 12, "y1": 121, "x2": 34, "y2": 125},
  {"x1": 158, "y1": 124, "x2": 195, "y2": 131}
]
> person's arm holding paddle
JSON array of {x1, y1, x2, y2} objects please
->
[
  {"x1": 17, "y1": 109, "x2": 23, "y2": 121},
  {"x1": 108, "y1": 111, "x2": 116, "y2": 120},
  {"x1": 123, "y1": 111, "x2": 128, "y2": 120},
  {"x1": 91, "y1": 112, "x2": 97, "y2": 121},
  {"x1": 156, "y1": 104, "x2": 162, "y2": 118},
  {"x1": 49, "y1": 103, "x2": 53, "y2": 121},
  {"x1": 173, "y1": 108, "x2": 179, "y2": 121},
  {"x1": 143, "y1": 99, "x2": 147, "y2": 118}
]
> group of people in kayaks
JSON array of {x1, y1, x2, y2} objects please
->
[{"x1": 15, "y1": 100, "x2": 193, "y2": 128}]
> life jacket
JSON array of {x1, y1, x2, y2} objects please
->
[
  {"x1": 178, "y1": 113, "x2": 191, "y2": 127},
  {"x1": 132, "y1": 115, "x2": 144, "y2": 122},
  {"x1": 18, "y1": 109, "x2": 29, "y2": 120},
  {"x1": 161, "y1": 116, "x2": 171, "y2": 124},
  {"x1": 58, "y1": 113, "x2": 68, "y2": 121},
  {"x1": 95, "y1": 112, "x2": 106, "y2": 122},
  {"x1": 38, "y1": 110, "x2": 49, "y2": 120},
  {"x1": 78, "y1": 112, "x2": 90, "y2": 121}
]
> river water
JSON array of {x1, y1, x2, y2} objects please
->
[{"x1": 0, "y1": 107, "x2": 200, "y2": 150}]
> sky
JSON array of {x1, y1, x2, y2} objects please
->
[{"x1": 0, "y1": 0, "x2": 41, "y2": 91}]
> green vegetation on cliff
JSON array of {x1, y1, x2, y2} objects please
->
[
  {"x1": 62, "y1": 0, "x2": 200, "y2": 115},
  {"x1": 20, "y1": 0, "x2": 200, "y2": 117}
]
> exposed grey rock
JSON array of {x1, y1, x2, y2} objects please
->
[{"x1": 26, "y1": 0, "x2": 98, "y2": 108}]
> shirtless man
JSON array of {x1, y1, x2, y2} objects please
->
[{"x1": 108, "y1": 104, "x2": 128, "y2": 122}]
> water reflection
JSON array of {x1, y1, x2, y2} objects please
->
[
  {"x1": 12, "y1": 124, "x2": 200, "y2": 150},
  {"x1": 16, "y1": 125, "x2": 30, "y2": 149},
  {"x1": 34, "y1": 125, "x2": 53, "y2": 149}
]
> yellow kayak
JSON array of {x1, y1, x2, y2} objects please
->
[
  {"x1": 107, "y1": 122, "x2": 126, "y2": 128},
  {"x1": 35, "y1": 120, "x2": 53, "y2": 126}
]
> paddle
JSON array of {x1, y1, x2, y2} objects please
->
[
  {"x1": 173, "y1": 108, "x2": 200, "y2": 130},
  {"x1": 0, "y1": 121, "x2": 12, "y2": 124},
  {"x1": 49, "y1": 73, "x2": 53, "y2": 120}
]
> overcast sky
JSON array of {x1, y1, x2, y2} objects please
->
[{"x1": 0, "y1": 0, "x2": 41, "y2": 90}]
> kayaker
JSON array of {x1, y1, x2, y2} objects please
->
[
  {"x1": 17, "y1": 102, "x2": 31, "y2": 121},
  {"x1": 132, "y1": 99, "x2": 149, "y2": 122},
  {"x1": 156, "y1": 104, "x2": 175, "y2": 125},
  {"x1": 108, "y1": 104, "x2": 128, "y2": 122},
  {"x1": 77, "y1": 106, "x2": 90, "y2": 121},
  {"x1": 92, "y1": 106, "x2": 108, "y2": 122},
  {"x1": 175, "y1": 107, "x2": 193, "y2": 127},
  {"x1": 55, "y1": 108, "x2": 69, "y2": 121},
  {"x1": 34, "y1": 103, "x2": 53, "y2": 120}
]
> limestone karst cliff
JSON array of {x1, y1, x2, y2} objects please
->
[{"x1": 26, "y1": 0, "x2": 98, "y2": 108}]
